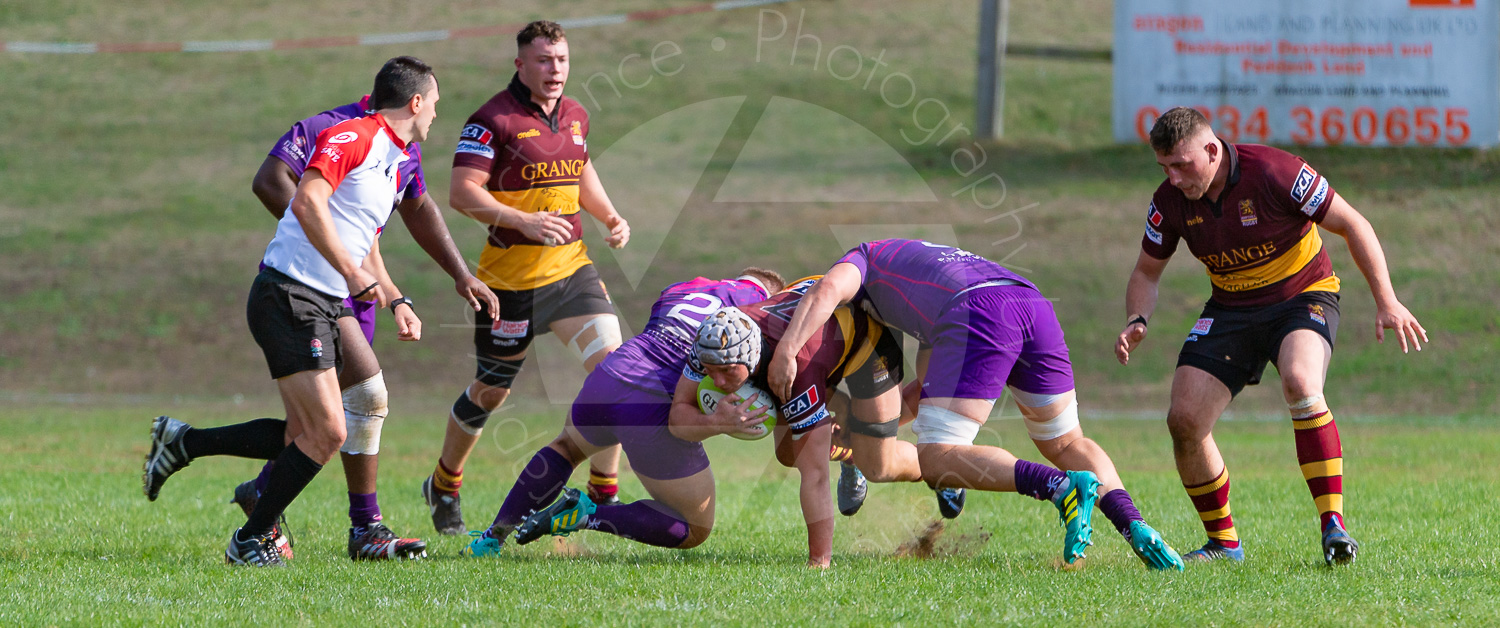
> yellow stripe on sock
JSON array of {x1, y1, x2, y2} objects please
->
[
  {"x1": 1292, "y1": 413, "x2": 1333, "y2": 429},
  {"x1": 1300, "y1": 458, "x2": 1343, "y2": 479},
  {"x1": 1315, "y1": 493, "x2": 1344, "y2": 515},
  {"x1": 589, "y1": 476, "x2": 618, "y2": 486},
  {"x1": 1185, "y1": 471, "x2": 1229, "y2": 496},
  {"x1": 1197, "y1": 505, "x2": 1232, "y2": 522},
  {"x1": 1208, "y1": 526, "x2": 1239, "y2": 542}
]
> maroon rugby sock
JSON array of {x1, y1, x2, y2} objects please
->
[
  {"x1": 586, "y1": 501, "x2": 691, "y2": 548},
  {"x1": 491, "y1": 447, "x2": 575, "y2": 533}
]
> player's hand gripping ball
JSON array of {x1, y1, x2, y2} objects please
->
[{"x1": 697, "y1": 378, "x2": 779, "y2": 441}]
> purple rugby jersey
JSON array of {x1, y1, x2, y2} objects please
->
[
  {"x1": 597, "y1": 277, "x2": 770, "y2": 395},
  {"x1": 835, "y1": 239, "x2": 1035, "y2": 344}
]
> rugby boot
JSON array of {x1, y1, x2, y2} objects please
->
[
  {"x1": 228, "y1": 479, "x2": 295, "y2": 559},
  {"x1": 348, "y1": 522, "x2": 427, "y2": 561},
  {"x1": 421, "y1": 475, "x2": 466, "y2": 535},
  {"x1": 224, "y1": 528, "x2": 286, "y2": 567},
  {"x1": 1127, "y1": 520, "x2": 1185, "y2": 571},
  {"x1": 837, "y1": 462, "x2": 868, "y2": 516},
  {"x1": 1183, "y1": 539, "x2": 1246, "y2": 563},
  {"x1": 514, "y1": 487, "x2": 596, "y2": 545},
  {"x1": 143, "y1": 416, "x2": 191, "y2": 501},
  {"x1": 936, "y1": 487, "x2": 966, "y2": 519},
  {"x1": 587, "y1": 484, "x2": 622, "y2": 507},
  {"x1": 1322, "y1": 520, "x2": 1359, "y2": 566},
  {"x1": 461, "y1": 529, "x2": 506, "y2": 558},
  {"x1": 1053, "y1": 470, "x2": 1101, "y2": 564}
]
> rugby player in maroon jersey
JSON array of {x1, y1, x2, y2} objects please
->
[{"x1": 1116, "y1": 107, "x2": 1427, "y2": 565}]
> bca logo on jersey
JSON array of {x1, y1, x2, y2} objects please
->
[
  {"x1": 1144, "y1": 202, "x2": 1164, "y2": 245},
  {"x1": 781, "y1": 386, "x2": 821, "y2": 417},
  {"x1": 1290, "y1": 164, "x2": 1318, "y2": 203},
  {"x1": 460, "y1": 124, "x2": 494, "y2": 145}
]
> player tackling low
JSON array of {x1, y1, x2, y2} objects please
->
[
  {"x1": 1116, "y1": 107, "x2": 1427, "y2": 565},
  {"x1": 769, "y1": 239, "x2": 1181, "y2": 570}
]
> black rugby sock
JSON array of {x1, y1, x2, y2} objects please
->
[
  {"x1": 182, "y1": 418, "x2": 286, "y2": 460},
  {"x1": 244, "y1": 442, "x2": 323, "y2": 537}
]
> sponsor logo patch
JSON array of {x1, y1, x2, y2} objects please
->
[
  {"x1": 1309, "y1": 304, "x2": 1327, "y2": 325},
  {"x1": 786, "y1": 406, "x2": 831, "y2": 431},
  {"x1": 310, "y1": 338, "x2": 323, "y2": 358},
  {"x1": 516, "y1": 128, "x2": 540, "y2": 139},
  {"x1": 1191, "y1": 318, "x2": 1214, "y2": 335},
  {"x1": 781, "y1": 386, "x2": 821, "y2": 417},
  {"x1": 1148, "y1": 202, "x2": 1164, "y2": 227},
  {"x1": 1301, "y1": 178, "x2": 1329, "y2": 216},
  {"x1": 1145, "y1": 225, "x2": 1163, "y2": 245},
  {"x1": 455, "y1": 139, "x2": 495, "y2": 159},
  {"x1": 319, "y1": 146, "x2": 343, "y2": 162},
  {"x1": 327, "y1": 131, "x2": 359, "y2": 144},
  {"x1": 459, "y1": 124, "x2": 494, "y2": 145},
  {"x1": 1185, "y1": 335, "x2": 1199, "y2": 342},
  {"x1": 1239, "y1": 199, "x2": 1258, "y2": 226},
  {"x1": 1291, "y1": 164, "x2": 1317, "y2": 202},
  {"x1": 1186, "y1": 215, "x2": 1204, "y2": 226},
  {"x1": 571, "y1": 120, "x2": 585, "y2": 145},
  {"x1": 491, "y1": 319, "x2": 529, "y2": 339}
]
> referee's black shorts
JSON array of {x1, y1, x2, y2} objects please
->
[
  {"x1": 247, "y1": 267, "x2": 351, "y2": 379},
  {"x1": 1176, "y1": 291, "x2": 1340, "y2": 397}
]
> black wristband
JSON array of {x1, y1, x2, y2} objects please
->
[
  {"x1": 1127, "y1": 315, "x2": 1148, "y2": 329},
  {"x1": 390, "y1": 297, "x2": 414, "y2": 314},
  {"x1": 351, "y1": 282, "x2": 379, "y2": 300}
]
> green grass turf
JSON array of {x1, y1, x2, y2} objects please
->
[{"x1": 1, "y1": 401, "x2": 1496, "y2": 625}]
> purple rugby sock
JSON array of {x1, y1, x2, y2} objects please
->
[
  {"x1": 491, "y1": 447, "x2": 575, "y2": 532},
  {"x1": 349, "y1": 492, "x2": 382, "y2": 528},
  {"x1": 1099, "y1": 488, "x2": 1143, "y2": 537},
  {"x1": 1014, "y1": 459, "x2": 1067, "y2": 502},
  {"x1": 586, "y1": 500, "x2": 690, "y2": 548}
]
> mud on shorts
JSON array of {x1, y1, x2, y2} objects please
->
[
  {"x1": 471, "y1": 263, "x2": 617, "y2": 380},
  {"x1": 920, "y1": 282, "x2": 1075, "y2": 400},
  {"x1": 246, "y1": 267, "x2": 353, "y2": 379},
  {"x1": 570, "y1": 368, "x2": 710, "y2": 481},
  {"x1": 1177, "y1": 290, "x2": 1340, "y2": 397}
]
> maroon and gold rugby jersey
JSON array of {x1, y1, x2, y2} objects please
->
[
  {"x1": 1143, "y1": 141, "x2": 1341, "y2": 308},
  {"x1": 453, "y1": 74, "x2": 593, "y2": 291}
]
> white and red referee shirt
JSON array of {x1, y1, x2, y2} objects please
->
[{"x1": 262, "y1": 113, "x2": 409, "y2": 298}]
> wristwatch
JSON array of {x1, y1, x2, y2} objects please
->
[{"x1": 390, "y1": 297, "x2": 415, "y2": 314}]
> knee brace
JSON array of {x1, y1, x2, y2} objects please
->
[
  {"x1": 568, "y1": 315, "x2": 622, "y2": 363},
  {"x1": 848, "y1": 417, "x2": 900, "y2": 439},
  {"x1": 451, "y1": 389, "x2": 493, "y2": 436},
  {"x1": 1010, "y1": 387, "x2": 1080, "y2": 442},
  {"x1": 476, "y1": 355, "x2": 525, "y2": 389},
  {"x1": 913, "y1": 404, "x2": 983, "y2": 445},
  {"x1": 341, "y1": 371, "x2": 388, "y2": 455}
]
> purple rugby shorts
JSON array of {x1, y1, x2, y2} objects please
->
[
  {"x1": 920, "y1": 283, "x2": 1075, "y2": 400},
  {"x1": 570, "y1": 368, "x2": 710, "y2": 481}
]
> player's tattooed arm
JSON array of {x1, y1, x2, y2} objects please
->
[
  {"x1": 448, "y1": 165, "x2": 572, "y2": 244},
  {"x1": 1318, "y1": 193, "x2": 1428, "y2": 353},
  {"x1": 1117, "y1": 251, "x2": 1169, "y2": 365},
  {"x1": 768, "y1": 263, "x2": 862, "y2": 400}
]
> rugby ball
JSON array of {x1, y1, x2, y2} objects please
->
[{"x1": 696, "y1": 378, "x2": 778, "y2": 441}]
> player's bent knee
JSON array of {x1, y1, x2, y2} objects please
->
[
  {"x1": 1017, "y1": 395, "x2": 1080, "y2": 442},
  {"x1": 451, "y1": 389, "x2": 497, "y2": 436},
  {"x1": 912, "y1": 404, "x2": 982, "y2": 445},
  {"x1": 680, "y1": 524, "x2": 713, "y2": 549},
  {"x1": 547, "y1": 436, "x2": 588, "y2": 466},
  {"x1": 1289, "y1": 394, "x2": 1329, "y2": 417},
  {"x1": 340, "y1": 371, "x2": 388, "y2": 455},
  {"x1": 1165, "y1": 410, "x2": 1210, "y2": 443}
]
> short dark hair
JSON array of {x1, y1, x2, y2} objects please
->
[
  {"x1": 370, "y1": 56, "x2": 436, "y2": 111},
  {"x1": 1149, "y1": 107, "x2": 1212, "y2": 154},
  {"x1": 738, "y1": 267, "x2": 786, "y2": 294},
  {"x1": 517, "y1": 20, "x2": 566, "y2": 50}
]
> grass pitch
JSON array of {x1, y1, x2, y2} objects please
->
[{"x1": 1, "y1": 402, "x2": 1496, "y2": 625}]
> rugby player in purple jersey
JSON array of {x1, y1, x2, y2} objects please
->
[
  {"x1": 142, "y1": 60, "x2": 498, "y2": 564},
  {"x1": 461, "y1": 270, "x2": 784, "y2": 558},
  {"x1": 768, "y1": 239, "x2": 1182, "y2": 569}
]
